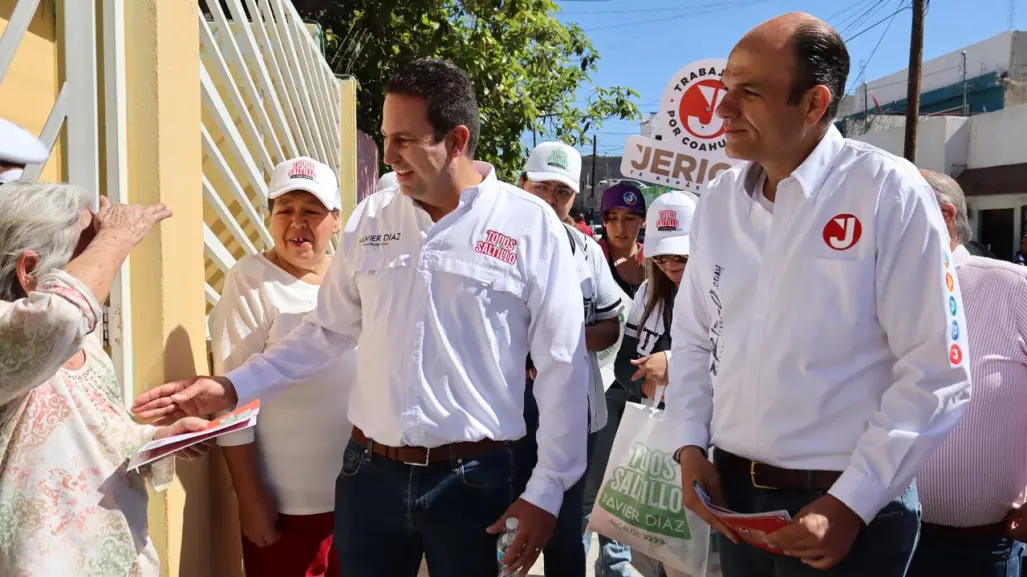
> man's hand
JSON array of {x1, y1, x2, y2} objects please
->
[
  {"x1": 631, "y1": 352, "x2": 669, "y2": 387},
  {"x1": 677, "y1": 446, "x2": 740, "y2": 544},
  {"x1": 764, "y1": 494, "x2": 863, "y2": 569},
  {"x1": 1004, "y1": 507, "x2": 1027, "y2": 540},
  {"x1": 132, "y1": 376, "x2": 238, "y2": 424},
  {"x1": 152, "y1": 417, "x2": 213, "y2": 459},
  {"x1": 239, "y1": 488, "x2": 282, "y2": 547},
  {"x1": 486, "y1": 499, "x2": 556, "y2": 576}
]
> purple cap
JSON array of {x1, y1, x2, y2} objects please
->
[{"x1": 601, "y1": 182, "x2": 646, "y2": 215}]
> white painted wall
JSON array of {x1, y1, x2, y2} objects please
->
[
  {"x1": 849, "y1": 116, "x2": 968, "y2": 174},
  {"x1": 839, "y1": 31, "x2": 1019, "y2": 117},
  {"x1": 967, "y1": 104, "x2": 1027, "y2": 168}
]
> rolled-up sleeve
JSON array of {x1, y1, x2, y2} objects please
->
[
  {"x1": 0, "y1": 270, "x2": 100, "y2": 406},
  {"x1": 524, "y1": 211, "x2": 590, "y2": 516},
  {"x1": 664, "y1": 198, "x2": 716, "y2": 452},
  {"x1": 228, "y1": 234, "x2": 361, "y2": 407},
  {"x1": 828, "y1": 175, "x2": 972, "y2": 523}
]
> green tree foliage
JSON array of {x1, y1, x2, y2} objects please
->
[{"x1": 296, "y1": 0, "x2": 640, "y2": 180}]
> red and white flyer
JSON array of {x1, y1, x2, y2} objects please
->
[
  {"x1": 693, "y1": 481, "x2": 792, "y2": 553},
  {"x1": 127, "y1": 400, "x2": 261, "y2": 471}
]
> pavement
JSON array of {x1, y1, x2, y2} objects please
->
[{"x1": 416, "y1": 532, "x2": 645, "y2": 577}]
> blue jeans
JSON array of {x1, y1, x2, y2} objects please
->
[
  {"x1": 907, "y1": 526, "x2": 1023, "y2": 577},
  {"x1": 513, "y1": 378, "x2": 595, "y2": 577},
  {"x1": 715, "y1": 453, "x2": 920, "y2": 577},
  {"x1": 334, "y1": 437, "x2": 515, "y2": 577},
  {"x1": 583, "y1": 385, "x2": 636, "y2": 577}
]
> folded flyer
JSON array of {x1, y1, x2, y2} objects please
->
[
  {"x1": 693, "y1": 481, "x2": 792, "y2": 553},
  {"x1": 127, "y1": 400, "x2": 260, "y2": 471}
]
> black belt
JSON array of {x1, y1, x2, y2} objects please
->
[
  {"x1": 714, "y1": 448, "x2": 842, "y2": 491},
  {"x1": 921, "y1": 521, "x2": 1009, "y2": 540}
]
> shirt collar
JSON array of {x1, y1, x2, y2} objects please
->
[
  {"x1": 740, "y1": 125, "x2": 846, "y2": 201},
  {"x1": 952, "y1": 244, "x2": 971, "y2": 268}
]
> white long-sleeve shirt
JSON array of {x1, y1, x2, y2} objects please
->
[
  {"x1": 227, "y1": 163, "x2": 590, "y2": 516},
  {"x1": 664, "y1": 126, "x2": 972, "y2": 523},
  {"x1": 209, "y1": 254, "x2": 354, "y2": 514}
]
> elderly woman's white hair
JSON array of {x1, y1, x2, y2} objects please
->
[{"x1": 0, "y1": 181, "x2": 93, "y2": 301}]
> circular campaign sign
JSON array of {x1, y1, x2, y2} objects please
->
[{"x1": 660, "y1": 59, "x2": 731, "y2": 167}]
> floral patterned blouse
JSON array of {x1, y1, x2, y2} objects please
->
[{"x1": 0, "y1": 271, "x2": 173, "y2": 576}]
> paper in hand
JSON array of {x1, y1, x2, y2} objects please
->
[
  {"x1": 693, "y1": 481, "x2": 792, "y2": 553},
  {"x1": 128, "y1": 400, "x2": 261, "y2": 471}
]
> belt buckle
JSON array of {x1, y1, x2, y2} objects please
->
[
  {"x1": 750, "y1": 461, "x2": 776, "y2": 490},
  {"x1": 405, "y1": 447, "x2": 430, "y2": 467}
]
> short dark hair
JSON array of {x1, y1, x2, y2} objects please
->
[
  {"x1": 787, "y1": 22, "x2": 850, "y2": 122},
  {"x1": 384, "y1": 58, "x2": 481, "y2": 156}
]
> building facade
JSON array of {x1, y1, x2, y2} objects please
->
[{"x1": 842, "y1": 31, "x2": 1027, "y2": 261}]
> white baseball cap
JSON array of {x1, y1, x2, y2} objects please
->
[
  {"x1": 525, "y1": 141, "x2": 581, "y2": 193},
  {"x1": 268, "y1": 156, "x2": 340, "y2": 211},
  {"x1": 0, "y1": 118, "x2": 47, "y2": 166},
  {"x1": 644, "y1": 191, "x2": 697, "y2": 258},
  {"x1": 376, "y1": 171, "x2": 398, "y2": 192}
]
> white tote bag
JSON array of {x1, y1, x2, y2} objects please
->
[
  {"x1": 596, "y1": 284, "x2": 632, "y2": 392},
  {"x1": 586, "y1": 391, "x2": 712, "y2": 576}
]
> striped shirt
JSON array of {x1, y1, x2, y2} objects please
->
[{"x1": 918, "y1": 244, "x2": 1027, "y2": 526}]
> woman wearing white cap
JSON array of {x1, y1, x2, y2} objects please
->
[
  {"x1": 612, "y1": 191, "x2": 697, "y2": 576},
  {"x1": 209, "y1": 157, "x2": 354, "y2": 577}
]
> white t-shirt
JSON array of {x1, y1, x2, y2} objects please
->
[
  {"x1": 209, "y1": 254, "x2": 355, "y2": 515},
  {"x1": 565, "y1": 224, "x2": 625, "y2": 432},
  {"x1": 625, "y1": 279, "x2": 673, "y2": 360}
]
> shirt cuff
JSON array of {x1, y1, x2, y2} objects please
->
[
  {"x1": 521, "y1": 473, "x2": 565, "y2": 517},
  {"x1": 226, "y1": 363, "x2": 261, "y2": 407},
  {"x1": 662, "y1": 349, "x2": 673, "y2": 364},
  {"x1": 827, "y1": 466, "x2": 888, "y2": 524},
  {"x1": 662, "y1": 419, "x2": 710, "y2": 454}
]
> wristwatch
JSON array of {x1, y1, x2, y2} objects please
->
[{"x1": 673, "y1": 445, "x2": 708, "y2": 464}]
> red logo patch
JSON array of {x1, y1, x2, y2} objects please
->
[
  {"x1": 822, "y1": 214, "x2": 862, "y2": 251},
  {"x1": 949, "y1": 343, "x2": 963, "y2": 365},
  {"x1": 474, "y1": 230, "x2": 518, "y2": 265},
  {"x1": 288, "y1": 159, "x2": 317, "y2": 180},
  {"x1": 655, "y1": 209, "x2": 679, "y2": 231}
]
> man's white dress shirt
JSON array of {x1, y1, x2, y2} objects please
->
[
  {"x1": 227, "y1": 163, "x2": 590, "y2": 515},
  {"x1": 665, "y1": 126, "x2": 972, "y2": 523}
]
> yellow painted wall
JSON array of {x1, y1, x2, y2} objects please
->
[
  {"x1": 0, "y1": 0, "x2": 63, "y2": 181},
  {"x1": 124, "y1": 1, "x2": 211, "y2": 576}
]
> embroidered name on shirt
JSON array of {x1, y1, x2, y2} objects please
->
[
  {"x1": 656, "y1": 209, "x2": 680, "y2": 231},
  {"x1": 823, "y1": 214, "x2": 862, "y2": 251},
  {"x1": 709, "y1": 264, "x2": 725, "y2": 376},
  {"x1": 288, "y1": 159, "x2": 317, "y2": 180},
  {"x1": 359, "y1": 232, "x2": 401, "y2": 247},
  {"x1": 475, "y1": 230, "x2": 518, "y2": 264}
]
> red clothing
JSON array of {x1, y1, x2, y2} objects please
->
[
  {"x1": 241, "y1": 512, "x2": 338, "y2": 577},
  {"x1": 575, "y1": 221, "x2": 592, "y2": 237}
]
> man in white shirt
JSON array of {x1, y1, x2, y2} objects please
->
[
  {"x1": 518, "y1": 141, "x2": 624, "y2": 576},
  {"x1": 665, "y1": 13, "x2": 972, "y2": 576},
  {"x1": 0, "y1": 118, "x2": 48, "y2": 184},
  {"x1": 133, "y1": 59, "x2": 590, "y2": 577}
]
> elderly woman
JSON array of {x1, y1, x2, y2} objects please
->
[{"x1": 0, "y1": 181, "x2": 208, "y2": 575}]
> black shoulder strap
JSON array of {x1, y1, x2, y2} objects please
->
[{"x1": 564, "y1": 224, "x2": 577, "y2": 256}]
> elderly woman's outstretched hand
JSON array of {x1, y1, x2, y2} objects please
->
[{"x1": 95, "y1": 196, "x2": 173, "y2": 247}]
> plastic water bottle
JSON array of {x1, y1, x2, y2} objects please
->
[{"x1": 496, "y1": 517, "x2": 519, "y2": 576}]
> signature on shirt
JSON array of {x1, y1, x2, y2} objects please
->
[{"x1": 709, "y1": 264, "x2": 725, "y2": 377}]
